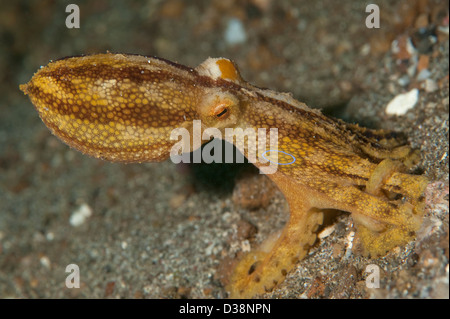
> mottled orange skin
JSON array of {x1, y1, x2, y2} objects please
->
[
  {"x1": 21, "y1": 54, "x2": 201, "y2": 162},
  {"x1": 21, "y1": 53, "x2": 429, "y2": 298}
]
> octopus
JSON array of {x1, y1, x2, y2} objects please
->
[{"x1": 20, "y1": 53, "x2": 429, "y2": 298}]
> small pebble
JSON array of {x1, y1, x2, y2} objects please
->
[
  {"x1": 397, "y1": 75, "x2": 410, "y2": 87},
  {"x1": 424, "y1": 78, "x2": 438, "y2": 92},
  {"x1": 70, "y1": 203, "x2": 93, "y2": 227},
  {"x1": 416, "y1": 69, "x2": 431, "y2": 81},
  {"x1": 344, "y1": 231, "x2": 355, "y2": 258},
  {"x1": 359, "y1": 43, "x2": 371, "y2": 56},
  {"x1": 46, "y1": 232, "x2": 54, "y2": 241},
  {"x1": 318, "y1": 225, "x2": 335, "y2": 239},
  {"x1": 224, "y1": 18, "x2": 247, "y2": 46},
  {"x1": 386, "y1": 89, "x2": 419, "y2": 115},
  {"x1": 417, "y1": 55, "x2": 429, "y2": 72},
  {"x1": 40, "y1": 256, "x2": 51, "y2": 269},
  {"x1": 437, "y1": 25, "x2": 449, "y2": 35}
]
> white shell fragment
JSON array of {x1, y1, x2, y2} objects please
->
[
  {"x1": 318, "y1": 225, "x2": 335, "y2": 239},
  {"x1": 385, "y1": 88, "x2": 419, "y2": 115},
  {"x1": 344, "y1": 231, "x2": 355, "y2": 259},
  {"x1": 70, "y1": 203, "x2": 93, "y2": 227},
  {"x1": 224, "y1": 18, "x2": 247, "y2": 46}
]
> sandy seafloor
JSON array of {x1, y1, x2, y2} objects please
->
[{"x1": 0, "y1": 0, "x2": 448, "y2": 298}]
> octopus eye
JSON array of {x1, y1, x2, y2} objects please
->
[{"x1": 213, "y1": 104, "x2": 230, "y2": 119}]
